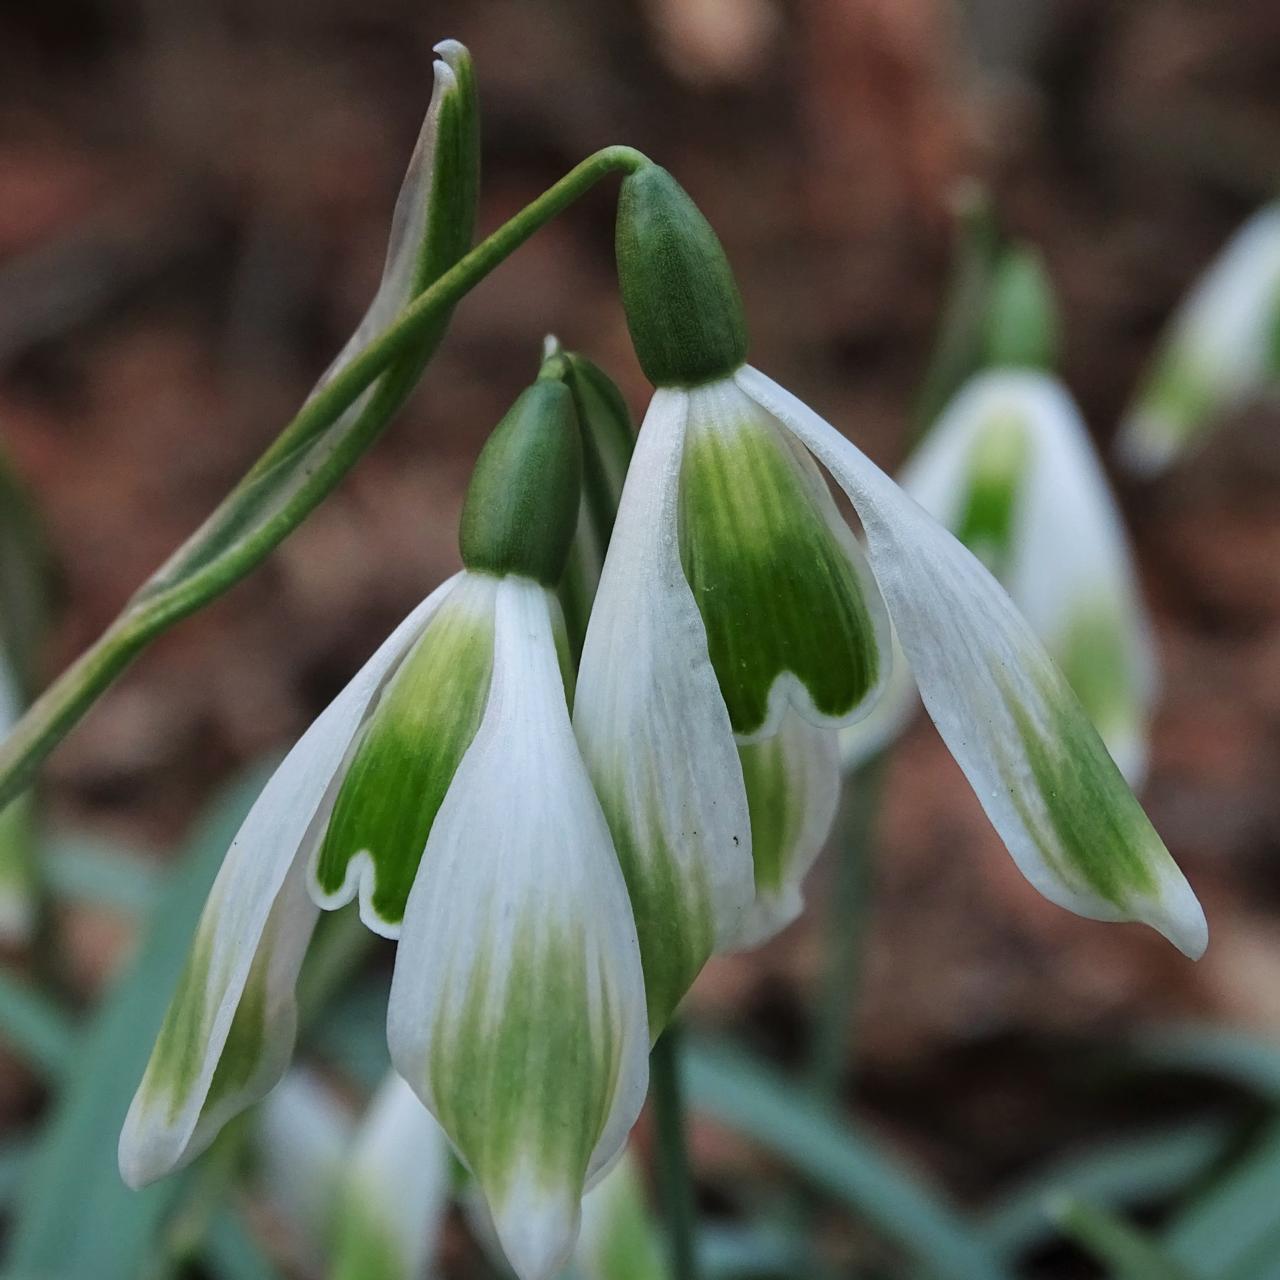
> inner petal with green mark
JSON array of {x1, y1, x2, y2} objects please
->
[
  {"x1": 313, "y1": 574, "x2": 497, "y2": 934},
  {"x1": 678, "y1": 380, "x2": 883, "y2": 741},
  {"x1": 954, "y1": 411, "x2": 1029, "y2": 570}
]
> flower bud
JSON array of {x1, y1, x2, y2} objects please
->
[
  {"x1": 615, "y1": 165, "x2": 748, "y2": 388},
  {"x1": 459, "y1": 379, "x2": 583, "y2": 585}
]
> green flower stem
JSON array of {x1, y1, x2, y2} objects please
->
[
  {"x1": 0, "y1": 145, "x2": 650, "y2": 810},
  {"x1": 651, "y1": 1023, "x2": 700, "y2": 1280},
  {"x1": 806, "y1": 752, "x2": 887, "y2": 1101}
]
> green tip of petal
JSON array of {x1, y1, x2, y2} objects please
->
[
  {"x1": 460, "y1": 383, "x2": 584, "y2": 586},
  {"x1": 615, "y1": 166, "x2": 748, "y2": 388}
]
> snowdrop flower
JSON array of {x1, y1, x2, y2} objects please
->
[
  {"x1": 122, "y1": 375, "x2": 649, "y2": 1280},
  {"x1": 330, "y1": 1073, "x2": 453, "y2": 1280},
  {"x1": 1118, "y1": 202, "x2": 1280, "y2": 475},
  {"x1": 576, "y1": 168, "x2": 1206, "y2": 1031},
  {"x1": 843, "y1": 369, "x2": 1157, "y2": 787}
]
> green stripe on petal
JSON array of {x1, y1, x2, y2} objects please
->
[
  {"x1": 741, "y1": 366, "x2": 1206, "y2": 959},
  {"x1": 678, "y1": 380, "x2": 884, "y2": 739},
  {"x1": 997, "y1": 666, "x2": 1157, "y2": 908},
  {"x1": 389, "y1": 578, "x2": 649, "y2": 1280},
  {"x1": 315, "y1": 573, "x2": 496, "y2": 933},
  {"x1": 953, "y1": 411, "x2": 1028, "y2": 568},
  {"x1": 574, "y1": 389, "x2": 755, "y2": 1034}
]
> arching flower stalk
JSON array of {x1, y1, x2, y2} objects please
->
[
  {"x1": 575, "y1": 168, "x2": 1206, "y2": 1040},
  {"x1": 121, "y1": 376, "x2": 649, "y2": 1280}
]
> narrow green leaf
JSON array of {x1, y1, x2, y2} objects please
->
[
  {"x1": 681, "y1": 1038, "x2": 1013, "y2": 1280},
  {"x1": 980, "y1": 1119, "x2": 1233, "y2": 1259},
  {"x1": 1164, "y1": 1114, "x2": 1280, "y2": 1277},
  {"x1": 42, "y1": 832, "x2": 161, "y2": 914},
  {"x1": 0, "y1": 453, "x2": 52, "y2": 699},
  {"x1": 4, "y1": 767, "x2": 269, "y2": 1280},
  {"x1": 201, "y1": 1209, "x2": 284, "y2": 1280},
  {"x1": 0, "y1": 968, "x2": 76, "y2": 1081},
  {"x1": 1130, "y1": 1024, "x2": 1280, "y2": 1098},
  {"x1": 1050, "y1": 1195, "x2": 1199, "y2": 1280}
]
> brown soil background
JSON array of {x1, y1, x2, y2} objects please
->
[{"x1": 1, "y1": 0, "x2": 1278, "y2": 1275}]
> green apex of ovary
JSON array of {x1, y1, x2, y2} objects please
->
[
  {"x1": 459, "y1": 379, "x2": 583, "y2": 586},
  {"x1": 616, "y1": 165, "x2": 749, "y2": 388}
]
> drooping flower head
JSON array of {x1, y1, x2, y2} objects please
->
[
  {"x1": 1118, "y1": 201, "x2": 1280, "y2": 476},
  {"x1": 575, "y1": 167, "x2": 1206, "y2": 1037},
  {"x1": 122, "y1": 380, "x2": 649, "y2": 1276}
]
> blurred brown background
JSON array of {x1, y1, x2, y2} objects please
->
[{"x1": 1, "y1": 0, "x2": 1279, "y2": 1229}]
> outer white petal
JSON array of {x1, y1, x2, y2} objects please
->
[
  {"x1": 574, "y1": 389, "x2": 754, "y2": 1030},
  {"x1": 740, "y1": 366, "x2": 1206, "y2": 959},
  {"x1": 388, "y1": 577, "x2": 649, "y2": 1280},
  {"x1": 728, "y1": 711, "x2": 840, "y2": 950},
  {"x1": 255, "y1": 1068, "x2": 355, "y2": 1262},
  {"x1": 904, "y1": 371, "x2": 1156, "y2": 785},
  {"x1": 332, "y1": 1073, "x2": 452, "y2": 1280},
  {"x1": 119, "y1": 578, "x2": 456, "y2": 1188},
  {"x1": 1118, "y1": 202, "x2": 1280, "y2": 475}
]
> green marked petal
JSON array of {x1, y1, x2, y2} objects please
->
[
  {"x1": 742, "y1": 365, "x2": 1205, "y2": 958},
  {"x1": 574, "y1": 389, "x2": 755, "y2": 1034},
  {"x1": 678, "y1": 378, "x2": 886, "y2": 741},
  {"x1": 953, "y1": 412, "x2": 1028, "y2": 569},
  {"x1": 120, "y1": 583, "x2": 451, "y2": 1187},
  {"x1": 313, "y1": 572, "x2": 497, "y2": 934},
  {"x1": 731, "y1": 711, "x2": 840, "y2": 950},
  {"x1": 389, "y1": 578, "x2": 648, "y2": 1280}
]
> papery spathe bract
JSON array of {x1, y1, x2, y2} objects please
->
[{"x1": 1118, "y1": 201, "x2": 1280, "y2": 476}]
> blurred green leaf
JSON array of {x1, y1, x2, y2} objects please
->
[
  {"x1": 1164, "y1": 1114, "x2": 1280, "y2": 1278},
  {"x1": 0, "y1": 454, "x2": 52, "y2": 700},
  {"x1": 681, "y1": 1038, "x2": 1013, "y2": 1280},
  {"x1": 201, "y1": 1209, "x2": 284, "y2": 1280},
  {"x1": 42, "y1": 832, "x2": 161, "y2": 914},
  {"x1": 1131, "y1": 1025, "x2": 1280, "y2": 1098},
  {"x1": 306, "y1": 972, "x2": 391, "y2": 1089},
  {"x1": 1051, "y1": 1196, "x2": 1199, "y2": 1280},
  {"x1": 4, "y1": 766, "x2": 270, "y2": 1280},
  {"x1": 0, "y1": 968, "x2": 76, "y2": 1081},
  {"x1": 980, "y1": 1118, "x2": 1234, "y2": 1259}
]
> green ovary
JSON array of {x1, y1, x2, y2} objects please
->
[
  {"x1": 1000, "y1": 669, "x2": 1159, "y2": 909},
  {"x1": 679, "y1": 417, "x2": 879, "y2": 737},
  {"x1": 316, "y1": 599, "x2": 494, "y2": 928},
  {"x1": 428, "y1": 916, "x2": 619, "y2": 1203}
]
